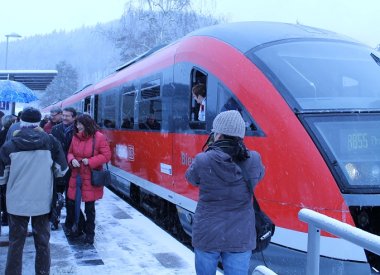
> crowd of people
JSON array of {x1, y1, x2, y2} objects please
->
[
  {"x1": 0, "y1": 106, "x2": 111, "y2": 275},
  {"x1": 0, "y1": 103, "x2": 265, "y2": 275}
]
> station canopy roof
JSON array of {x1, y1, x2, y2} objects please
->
[{"x1": 0, "y1": 70, "x2": 58, "y2": 91}]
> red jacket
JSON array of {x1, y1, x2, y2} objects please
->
[
  {"x1": 43, "y1": 121, "x2": 60, "y2": 134},
  {"x1": 67, "y1": 131, "x2": 111, "y2": 202}
]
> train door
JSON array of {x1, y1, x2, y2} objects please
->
[
  {"x1": 133, "y1": 72, "x2": 174, "y2": 191},
  {"x1": 84, "y1": 96, "x2": 91, "y2": 114},
  {"x1": 80, "y1": 95, "x2": 98, "y2": 120},
  {"x1": 79, "y1": 100, "x2": 84, "y2": 113},
  {"x1": 172, "y1": 65, "x2": 212, "y2": 201},
  {"x1": 89, "y1": 95, "x2": 98, "y2": 121}
]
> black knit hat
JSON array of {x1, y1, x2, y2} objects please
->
[{"x1": 21, "y1": 107, "x2": 42, "y2": 123}]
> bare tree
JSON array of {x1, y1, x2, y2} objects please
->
[{"x1": 109, "y1": 0, "x2": 221, "y2": 62}]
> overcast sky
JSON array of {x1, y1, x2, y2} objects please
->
[{"x1": 0, "y1": 0, "x2": 379, "y2": 47}]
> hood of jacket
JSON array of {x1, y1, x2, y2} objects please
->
[
  {"x1": 12, "y1": 127, "x2": 49, "y2": 151},
  {"x1": 207, "y1": 148, "x2": 241, "y2": 183}
]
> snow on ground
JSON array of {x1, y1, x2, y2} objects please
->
[{"x1": 0, "y1": 189, "x2": 222, "y2": 275}]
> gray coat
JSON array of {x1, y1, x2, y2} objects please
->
[
  {"x1": 185, "y1": 148, "x2": 265, "y2": 252},
  {"x1": 0, "y1": 127, "x2": 68, "y2": 216}
]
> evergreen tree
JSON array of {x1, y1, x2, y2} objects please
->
[{"x1": 40, "y1": 61, "x2": 79, "y2": 107}]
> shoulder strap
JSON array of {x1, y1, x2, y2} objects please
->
[
  {"x1": 91, "y1": 134, "x2": 109, "y2": 170},
  {"x1": 237, "y1": 161, "x2": 262, "y2": 211},
  {"x1": 91, "y1": 135, "x2": 95, "y2": 157}
]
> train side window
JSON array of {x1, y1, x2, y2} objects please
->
[
  {"x1": 121, "y1": 85, "x2": 136, "y2": 129},
  {"x1": 98, "y1": 88, "x2": 118, "y2": 129},
  {"x1": 189, "y1": 69, "x2": 207, "y2": 130},
  {"x1": 84, "y1": 97, "x2": 91, "y2": 114},
  {"x1": 217, "y1": 83, "x2": 261, "y2": 136},
  {"x1": 138, "y1": 78, "x2": 162, "y2": 131}
]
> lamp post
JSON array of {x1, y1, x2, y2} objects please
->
[{"x1": 4, "y1": 32, "x2": 22, "y2": 69}]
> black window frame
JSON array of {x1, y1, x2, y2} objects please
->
[
  {"x1": 189, "y1": 68, "x2": 207, "y2": 130},
  {"x1": 137, "y1": 75, "x2": 163, "y2": 131}
]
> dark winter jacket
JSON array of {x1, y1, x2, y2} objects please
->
[
  {"x1": 51, "y1": 122, "x2": 74, "y2": 156},
  {"x1": 67, "y1": 131, "x2": 111, "y2": 202},
  {"x1": 0, "y1": 127, "x2": 68, "y2": 216},
  {"x1": 5, "y1": 121, "x2": 20, "y2": 142},
  {"x1": 0, "y1": 125, "x2": 11, "y2": 147},
  {"x1": 185, "y1": 148, "x2": 265, "y2": 252}
]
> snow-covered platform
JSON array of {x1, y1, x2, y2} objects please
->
[{"x1": 0, "y1": 189, "x2": 207, "y2": 275}]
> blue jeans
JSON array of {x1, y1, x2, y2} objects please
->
[{"x1": 194, "y1": 249, "x2": 252, "y2": 275}]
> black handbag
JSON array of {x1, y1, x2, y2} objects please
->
[
  {"x1": 90, "y1": 136, "x2": 111, "y2": 187},
  {"x1": 237, "y1": 162, "x2": 275, "y2": 253},
  {"x1": 252, "y1": 193, "x2": 275, "y2": 253},
  {"x1": 91, "y1": 168, "x2": 111, "y2": 187}
]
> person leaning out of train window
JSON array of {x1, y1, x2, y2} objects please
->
[
  {"x1": 192, "y1": 83, "x2": 207, "y2": 121},
  {"x1": 66, "y1": 114, "x2": 111, "y2": 245},
  {"x1": 185, "y1": 110, "x2": 265, "y2": 275}
]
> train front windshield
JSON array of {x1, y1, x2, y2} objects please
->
[
  {"x1": 253, "y1": 41, "x2": 380, "y2": 194},
  {"x1": 304, "y1": 115, "x2": 380, "y2": 193},
  {"x1": 253, "y1": 41, "x2": 380, "y2": 110}
]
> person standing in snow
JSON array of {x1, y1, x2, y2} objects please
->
[
  {"x1": 66, "y1": 114, "x2": 111, "y2": 245},
  {"x1": 185, "y1": 110, "x2": 265, "y2": 275},
  {"x1": 43, "y1": 106, "x2": 62, "y2": 134},
  {"x1": 0, "y1": 115, "x2": 17, "y2": 226},
  {"x1": 50, "y1": 107, "x2": 77, "y2": 231},
  {"x1": 0, "y1": 107, "x2": 68, "y2": 275}
]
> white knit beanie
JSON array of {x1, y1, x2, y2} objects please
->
[{"x1": 212, "y1": 110, "x2": 246, "y2": 139}]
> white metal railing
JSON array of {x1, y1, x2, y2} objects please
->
[
  {"x1": 298, "y1": 208, "x2": 380, "y2": 275},
  {"x1": 252, "y1": 265, "x2": 278, "y2": 275}
]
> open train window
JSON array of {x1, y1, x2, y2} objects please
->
[
  {"x1": 92, "y1": 95, "x2": 99, "y2": 122},
  {"x1": 138, "y1": 78, "x2": 162, "y2": 130},
  {"x1": 121, "y1": 85, "x2": 136, "y2": 129},
  {"x1": 84, "y1": 97, "x2": 91, "y2": 114},
  {"x1": 189, "y1": 68, "x2": 207, "y2": 130},
  {"x1": 217, "y1": 83, "x2": 263, "y2": 136}
]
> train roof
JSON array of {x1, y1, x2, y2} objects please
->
[{"x1": 188, "y1": 21, "x2": 362, "y2": 53}]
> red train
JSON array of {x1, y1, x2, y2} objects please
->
[{"x1": 43, "y1": 22, "x2": 380, "y2": 274}]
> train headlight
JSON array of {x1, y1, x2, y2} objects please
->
[
  {"x1": 371, "y1": 165, "x2": 380, "y2": 178},
  {"x1": 345, "y1": 163, "x2": 360, "y2": 180},
  {"x1": 342, "y1": 162, "x2": 380, "y2": 186},
  {"x1": 370, "y1": 164, "x2": 380, "y2": 183}
]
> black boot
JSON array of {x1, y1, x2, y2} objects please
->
[
  {"x1": 64, "y1": 199, "x2": 76, "y2": 236},
  {"x1": 65, "y1": 199, "x2": 86, "y2": 238},
  {"x1": 84, "y1": 234, "x2": 94, "y2": 245},
  {"x1": 1, "y1": 185, "x2": 8, "y2": 226},
  {"x1": 84, "y1": 201, "x2": 95, "y2": 244},
  {"x1": 51, "y1": 192, "x2": 65, "y2": 230}
]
